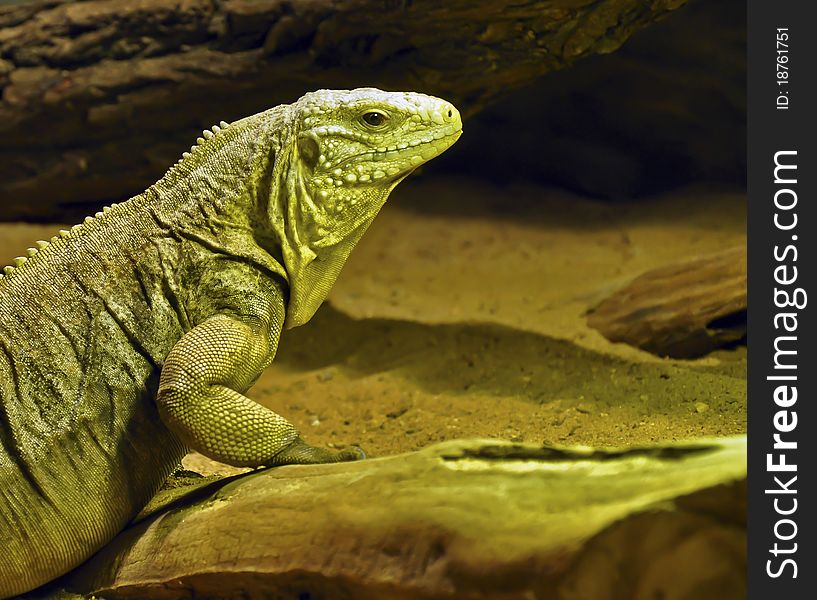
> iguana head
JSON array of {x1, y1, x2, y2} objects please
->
[{"x1": 275, "y1": 88, "x2": 462, "y2": 328}]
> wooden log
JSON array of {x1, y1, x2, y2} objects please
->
[
  {"x1": 0, "y1": 0, "x2": 688, "y2": 221},
  {"x1": 587, "y1": 246, "x2": 747, "y2": 358},
  {"x1": 47, "y1": 436, "x2": 746, "y2": 600}
]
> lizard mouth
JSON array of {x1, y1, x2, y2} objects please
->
[
  {"x1": 325, "y1": 124, "x2": 461, "y2": 161},
  {"x1": 307, "y1": 126, "x2": 462, "y2": 185},
  {"x1": 357, "y1": 128, "x2": 462, "y2": 164}
]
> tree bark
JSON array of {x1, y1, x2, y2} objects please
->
[
  {"x1": 587, "y1": 246, "x2": 747, "y2": 358},
  {"x1": 0, "y1": 0, "x2": 688, "y2": 221},
  {"x1": 52, "y1": 436, "x2": 746, "y2": 600}
]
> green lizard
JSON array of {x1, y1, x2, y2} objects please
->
[{"x1": 0, "y1": 88, "x2": 462, "y2": 597}]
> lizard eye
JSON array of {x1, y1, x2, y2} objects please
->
[{"x1": 361, "y1": 111, "x2": 388, "y2": 128}]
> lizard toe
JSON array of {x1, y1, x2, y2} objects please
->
[{"x1": 337, "y1": 445, "x2": 367, "y2": 461}]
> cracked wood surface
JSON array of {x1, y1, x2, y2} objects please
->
[{"x1": 53, "y1": 436, "x2": 746, "y2": 600}]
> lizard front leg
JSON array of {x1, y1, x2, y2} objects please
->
[{"x1": 156, "y1": 313, "x2": 363, "y2": 467}]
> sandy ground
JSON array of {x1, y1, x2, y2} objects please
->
[{"x1": 0, "y1": 177, "x2": 746, "y2": 474}]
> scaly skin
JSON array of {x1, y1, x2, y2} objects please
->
[{"x1": 0, "y1": 88, "x2": 461, "y2": 597}]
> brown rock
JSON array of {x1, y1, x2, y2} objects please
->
[
  {"x1": 587, "y1": 246, "x2": 746, "y2": 358},
  {"x1": 0, "y1": 0, "x2": 688, "y2": 221}
]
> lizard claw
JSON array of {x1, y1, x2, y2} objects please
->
[
  {"x1": 267, "y1": 438, "x2": 365, "y2": 466},
  {"x1": 336, "y1": 445, "x2": 367, "y2": 461}
]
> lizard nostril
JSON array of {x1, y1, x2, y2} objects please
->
[{"x1": 447, "y1": 109, "x2": 452, "y2": 118}]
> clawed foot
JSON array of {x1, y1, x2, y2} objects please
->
[
  {"x1": 268, "y1": 437, "x2": 366, "y2": 466},
  {"x1": 336, "y1": 445, "x2": 366, "y2": 461}
]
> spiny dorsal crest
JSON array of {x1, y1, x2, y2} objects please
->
[
  {"x1": 0, "y1": 203, "x2": 123, "y2": 282},
  {"x1": 172, "y1": 120, "x2": 231, "y2": 166},
  {"x1": 1, "y1": 119, "x2": 234, "y2": 283}
]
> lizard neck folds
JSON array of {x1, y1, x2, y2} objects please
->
[{"x1": 275, "y1": 88, "x2": 463, "y2": 328}]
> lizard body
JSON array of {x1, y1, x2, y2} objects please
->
[{"x1": 0, "y1": 88, "x2": 461, "y2": 597}]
